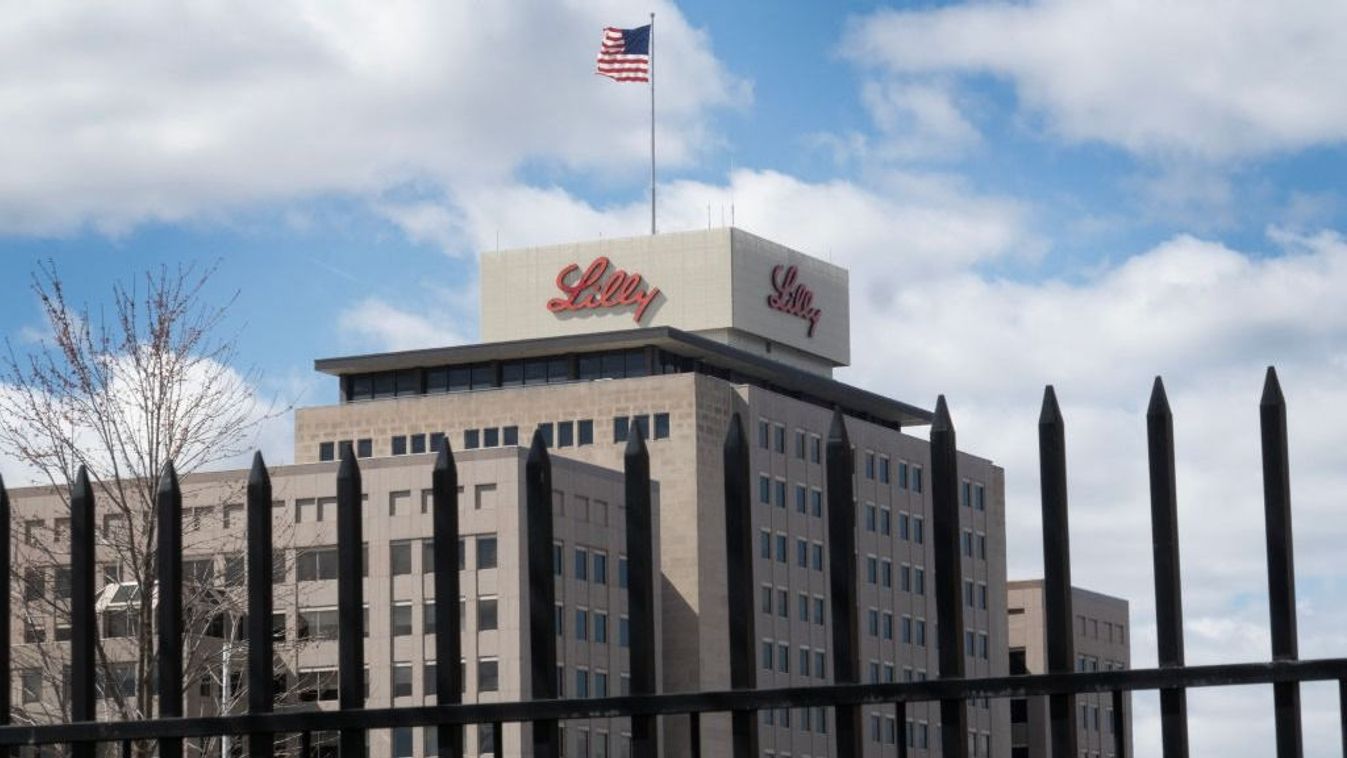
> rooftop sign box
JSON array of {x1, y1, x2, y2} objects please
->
[{"x1": 480, "y1": 228, "x2": 850, "y2": 373}]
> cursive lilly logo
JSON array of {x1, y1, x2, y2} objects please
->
[
  {"x1": 547, "y1": 256, "x2": 661, "y2": 323},
  {"x1": 766, "y1": 264, "x2": 822, "y2": 337}
]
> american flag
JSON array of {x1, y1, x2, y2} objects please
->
[{"x1": 595, "y1": 25, "x2": 651, "y2": 83}]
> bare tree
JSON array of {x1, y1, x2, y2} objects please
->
[{"x1": 0, "y1": 262, "x2": 300, "y2": 756}]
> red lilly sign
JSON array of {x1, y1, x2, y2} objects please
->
[
  {"x1": 766, "y1": 264, "x2": 822, "y2": 337},
  {"x1": 547, "y1": 257, "x2": 661, "y2": 323}
]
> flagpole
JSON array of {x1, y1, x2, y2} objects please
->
[{"x1": 649, "y1": 11, "x2": 656, "y2": 236}]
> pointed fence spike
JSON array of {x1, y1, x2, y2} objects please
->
[
  {"x1": 1148, "y1": 376, "x2": 1171, "y2": 418},
  {"x1": 156, "y1": 458, "x2": 184, "y2": 758},
  {"x1": 246, "y1": 448, "x2": 276, "y2": 758},
  {"x1": 828, "y1": 406, "x2": 849, "y2": 444},
  {"x1": 336, "y1": 441, "x2": 364, "y2": 757},
  {"x1": 929, "y1": 395, "x2": 968, "y2": 758},
  {"x1": 69, "y1": 465, "x2": 97, "y2": 758},
  {"x1": 1147, "y1": 374, "x2": 1190, "y2": 756},
  {"x1": 1040, "y1": 384, "x2": 1063, "y2": 426},
  {"x1": 826, "y1": 407, "x2": 864, "y2": 756},
  {"x1": 1262, "y1": 365, "x2": 1284, "y2": 407},
  {"x1": 1260, "y1": 364, "x2": 1302, "y2": 756},
  {"x1": 526, "y1": 422, "x2": 560, "y2": 754},
  {"x1": 1038, "y1": 385, "x2": 1077, "y2": 757},
  {"x1": 432, "y1": 431, "x2": 464, "y2": 758},
  {"x1": 249, "y1": 450, "x2": 269, "y2": 485},
  {"x1": 932, "y1": 394, "x2": 953, "y2": 434},
  {"x1": 625, "y1": 416, "x2": 648, "y2": 458}
]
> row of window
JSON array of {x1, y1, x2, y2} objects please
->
[
  {"x1": 317, "y1": 411, "x2": 674, "y2": 462},
  {"x1": 756, "y1": 419, "x2": 929, "y2": 494},
  {"x1": 1079, "y1": 614, "x2": 1128, "y2": 645},
  {"x1": 343, "y1": 348, "x2": 655, "y2": 402},
  {"x1": 761, "y1": 705, "x2": 832, "y2": 735}
]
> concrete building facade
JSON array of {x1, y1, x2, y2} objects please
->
[
  {"x1": 1006, "y1": 580, "x2": 1132, "y2": 758},
  {"x1": 9, "y1": 448, "x2": 655, "y2": 758}
]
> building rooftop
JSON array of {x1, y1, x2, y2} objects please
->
[{"x1": 314, "y1": 326, "x2": 933, "y2": 429}]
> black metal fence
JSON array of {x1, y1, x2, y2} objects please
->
[{"x1": 0, "y1": 367, "x2": 1344, "y2": 757}]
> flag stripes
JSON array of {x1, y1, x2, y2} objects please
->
[{"x1": 596, "y1": 26, "x2": 650, "y2": 83}]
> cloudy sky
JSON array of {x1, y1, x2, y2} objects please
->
[{"x1": 3, "y1": 0, "x2": 1346, "y2": 752}]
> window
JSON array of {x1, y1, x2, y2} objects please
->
[
  {"x1": 223, "y1": 554, "x2": 245, "y2": 586},
  {"x1": 578, "y1": 419, "x2": 594, "y2": 445},
  {"x1": 594, "y1": 611, "x2": 608, "y2": 644},
  {"x1": 297, "y1": 547, "x2": 339, "y2": 581},
  {"x1": 464, "y1": 429, "x2": 480, "y2": 449},
  {"x1": 796, "y1": 539, "x2": 808, "y2": 568},
  {"x1": 593, "y1": 552, "x2": 608, "y2": 584},
  {"x1": 795, "y1": 430, "x2": 806, "y2": 458},
  {"x1": 24, "y1": 568, "x2": 44, "y2": 601},
  {"x1": 537, "y1": 422, "x2": 554, "y2": 447},
  {"x1": 912, "y1": 466, "x2": 924, "y2": 493},
  {"x1": 810, "y1": 435, "x2": 822, "y2": 463},
  {"x1": 483, "y1": 427, "x2": 500, "y2": 447},
  {"x1": 758, "y1": 475, "x2": 771, "y2": 504},
  {"x1": 810, "y1": 488, "x2": 823, "y2": 517},
  {"x1": 613, "y1": 416, "x2": 630, "y2": 443},
  {"x1": 297, "y1": 609, "x2": 340, "y2": 640},
  {"x1": 619, "y1": 615, "x2": 630, "y2": 647},
  {"x1": 576, "y1": 668, "x2": 590, "y2": 697},
  {"x1": 356, "y1": 438, "x2": 372, "y2": 458},
  {"x1": 811, "y1": 542, "x2": 824, "y2": 570},
  {"x1": 915, "y1": 567, "x2": 926, "y2": 596},
  {"x1": 575, "y1": 609, "x2": 589, "y2": 640},
  {"x1": 410, "y1": 433, "x2": 427, "y2": 454},
  {"x1": 775, "y1": 534, "x2": 788, "y2": 563},
  {"x1": 865, "y1": 452, "x2": 876, "y2": 479},
  {"x1": 880, "y1": 456, "x2": 890, "y2": 483},
  {"x1": 775, "y1": 479, "x2": 787, "y2": 508},
  {"x1": 975, "y1": 483, "x2": 986, "y2": 510},
  {"x1": 21, "y1": 670, "x2": 41, "y2": 704},
  {"x1": 476, "y1": 536, "x2": 498, "y2": 569},
  {"x1": 773, "y1": 424, "x2": 786, "y2": 453},
  {"x1": 913, "y1": 516, "x2": 925, "y2": 544},
  {"x1": 392, "y1": 435, "x2": 407, "y2": 456},
  {"x1": 758, "y1": 420, "x2": 770, "y2": 449},
  {"x1": 654, "y1": 412, "x2": 670, "y2": 439},
  {"x1": 390, "y1": 541, "x2": 412, "y2": 575},
  {"x1": 618, "y1": 556, "x2": 628, "y2": 588},
  {"x1": 392, "y1": 604, "x2": 413, "y2": 636},
  {"x1": 575, "y1": 547, "x2": 590, "y2": 581},
  {"x1": 392, "y1": 663, "x2": 413, "y2": 698},
  {"x1": 477, "y1": 659, "x2": 499, "y2": 692},
  {"x1": 795, "y1": 485, "x2": 807, "y2": 513},
  {"x1": 557, "y1": 420, "x2": 574, "y2": 447},
  {"x1": 319, "y1": 441, "x2": 335, "y2": 461}
]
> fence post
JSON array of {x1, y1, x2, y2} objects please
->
[
  {"x1": 247, "y1": 453, "x2": 276, "y2": 758},
  {"x1": 1260, "y1": 367, "x2": 1303, "y2": 757},
  {"x1": 1147, "y1": 378, "x2": 1188, "y2": 757},
  {"x1": 825, "y1": 409, "x2": 863, "y2": 757},
  {"x1": 722, "y1": 413, "x2": 758, "y2": 758},
  {"x1": 0, "y1": 474, "x2": 10, "y2": 752},
  {"x1": 337, "y1": 445, "x2": 365, "y2": 757},
  {"x1": 156, "y1": 462, "x2": 184, "y2": 758},
  {"x1": 930, "y1": 397, "x2": 968, "y2": 758},
  {"x1": 70, "y1": 466, "x2": 96, "y2": 758},
  {"x1": 625, "y1": 426, "x2": 658, "y2": 757},
  {"x1": 1039, "y1": 387, "x2": 1078, "y2": 758},
  {"x1": 433, "y1": 438, "x2": 464, "y2": 758},
  {"x1": 526, "y1": 431, "x2": 560, "y2": 757}
]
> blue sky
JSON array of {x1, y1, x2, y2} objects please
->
[{"x1": 3, "y1": 1, "x2": 1347, "y2": 753}]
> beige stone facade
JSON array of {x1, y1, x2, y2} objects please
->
[
  {"x1": 1006, "y1": 580, "x2": 1132, "y2": 758},
  {"x1": 294, "y1": 369, "x2": 1009, "y2": 758},
  {"x1": 9, "y1": 448, "x2": 655, "y2": 758}
]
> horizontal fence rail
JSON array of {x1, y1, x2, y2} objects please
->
[
  {"x1": 0, "y1": 366, "x2": 1340, "y2": 758},
  {"x1": 0, "y1": 660, "x2": 1343, "y2": 746}
]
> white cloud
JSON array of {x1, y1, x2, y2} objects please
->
[
  {"x1": 842, "y1": 0, "x2": 1347, "y2": 159},
  {"x1": 337, "y1": 295, "x2": 472, "y2": 353},
  {"x1": 425, "y1": 168, "x2": 1036, "y2": 276},
  {"x1": 0, "y1": 0, "x2": 746, "y2": 235}
]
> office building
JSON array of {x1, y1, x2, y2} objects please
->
[
  {"x1": 1007, "y1": 580, "x2": 1132, "y2": 758},
  {"x1": 11, "y1": 227, "x2": 1008, "y2": 757}
]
